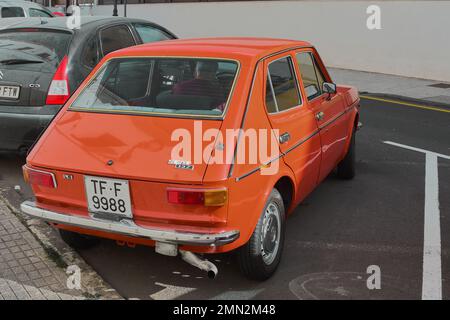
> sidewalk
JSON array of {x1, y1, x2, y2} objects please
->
[
  {"x1": 329, "y1": 68, "x2": 450, "y2": 106},
  {"x1": 0, "y1": 199, "x2": 85, "y2": 300},
  {"x1": 0, "y1": 196, "x2": 121, "y2": 300}
]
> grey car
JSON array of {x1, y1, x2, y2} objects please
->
[
  {"x1": 0, "y1": 16, "x2": 176, "y2": 152},
  {"x1": 0, "y1": 0, "x2": 54, "y2": 18}
]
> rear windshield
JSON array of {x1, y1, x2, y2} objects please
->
[
  {"x1": 70, "y1": 57, "x2": 240, "y2": 117},
  {"x1": 0, "y1": 30, "x2": 72, "y2": 62}
]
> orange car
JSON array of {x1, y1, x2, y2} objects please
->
[{"x1": 21, "y1": 38, "x2": 360, "y2": 280}]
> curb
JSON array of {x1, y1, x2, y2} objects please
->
[{"x1": 0, "y1": 194, "x2": 123, "y2": 300}]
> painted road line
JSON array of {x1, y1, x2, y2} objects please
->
[
  {"x1": 384, "y1": 141, "x2": 450, "y2": 160},
  {"x1": 209, "y1": 288, "x2": 264, "y2": 300},
  {"x1": 360, "y1": 95, "x2": 450, "y2": 113},
  {"x1": 384, "y1": 141, "x2": 450, "y2": 300},
  {"x1": 422, "y1": 153, "x2": 441, "y2": 300},
  {"x1": 149, "y1": 282, "x2": 196, "y2": 300}
]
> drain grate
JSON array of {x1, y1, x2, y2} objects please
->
[{"x1": 428, "y1": 83, "x2": 450, "y2": 89}]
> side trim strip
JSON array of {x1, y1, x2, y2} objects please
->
[{"x1": 235, "y1": 105, "x2": 355, "y2": 182}]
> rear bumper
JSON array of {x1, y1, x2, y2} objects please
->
[
  {"x1": 20, "y1": 201, "x2": 240, "y2": 246},
  {"x1": 0, "y1": 105, "x2": 61, "y2": 151}
]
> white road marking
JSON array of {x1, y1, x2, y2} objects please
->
[
  {"x1": 149, "y1": 282, "x2": 196, "y2": 300},
  {"x1": 422, "y1": 153, "x2": 441, "y2": 300},
  {"x1": 384, "y1": 140, "x2": 449, "y2": 300},
  {"x1": 209, "y1": 288, "x2": 264, "y2": 300},
  {"x1": 384, "y1": 141, "x2": 450, "y2": 160}
]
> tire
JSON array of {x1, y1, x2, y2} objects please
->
[
  {"x1": 59, "y1": 229, "x2": 99, "y2": 250},
  {"x1": 337, "y1": 127, "x2": 356, "y2": 180},
  {"x1": 237, "y1": 188, "x2": 285, "y2": 281}
]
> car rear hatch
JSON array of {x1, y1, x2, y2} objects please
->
[
  {"x1": 28, "y1": 111, "x2": 223, "y2": 183},
  {"x1": 26, "y1": 113, "x2": 229, "y2": 230},
  {"x1": 0, "y1": 28, "x2": 72, "y2": 107}
]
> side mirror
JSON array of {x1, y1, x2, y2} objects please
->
[
  {"x1": 323, "y1": 82, "x2": 337, "y2": 94},
  {"x1": 322, "y1": 82, "x2": 337, "y2": 101}
]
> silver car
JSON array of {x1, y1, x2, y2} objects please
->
[{"x1": 0, "y1": 0, "x2": 54, "y2": 18}]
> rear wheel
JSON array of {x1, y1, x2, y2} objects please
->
[
  {"x1": 237, "y1": 188, "x2": 285, "y2": 281},
  {"x1": 59, "y1": 229, "x2": 99, "y2": 250},
  {"x1": 337, "y1": 127, "x2": 356, "y2": 179}
]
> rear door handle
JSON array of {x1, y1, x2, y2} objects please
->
[
  {"x1": 316, "y1": 111, "x2": 325, "y2": 121},
  {"x1": 279, "y1": 132, "x2": 291, "y2": 144}
]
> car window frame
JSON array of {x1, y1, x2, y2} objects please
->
[
  {"x1": 98, "y1": 23, "x2": 138, "y2": 58},
  {"x1": 263, "y1": 53, "x2": 303, "y2": 115}
]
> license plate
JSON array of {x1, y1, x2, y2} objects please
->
[
  {"x1": 0, "y1": 85, "x2": 20, "y2": 99},
  {"x1": 84, "y1": 176, "x2": 132, "y2": 218}
]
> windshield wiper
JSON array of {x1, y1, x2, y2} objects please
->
[{"x1": 0, "y1": 59, "x2": 44, "y2": 65}]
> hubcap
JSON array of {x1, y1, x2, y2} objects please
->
[{"x1": 260, "y1": 202, "x2": 281, "y2": 265}]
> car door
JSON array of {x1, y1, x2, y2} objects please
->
[
  {"x1": 294, "y1": 49, "x2": 348, "y2": 182},
  {"x1": 99, "y1": 24, "x2": 137, "y2": 59},
  {"x1": 263, "y1": 53, "x2": 322, "y2": 203}
]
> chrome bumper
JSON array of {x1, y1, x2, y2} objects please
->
[{"x1": 20, "y1": 201, "x2": 239, "y2": 246}]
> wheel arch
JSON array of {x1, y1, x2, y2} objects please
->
[{"x1": 274, "y1": 176, "x2": 295, "y2": 214}]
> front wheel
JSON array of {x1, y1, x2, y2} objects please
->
[{"x1": 237, "y1": 188, "x2": 285, "y2": 281}]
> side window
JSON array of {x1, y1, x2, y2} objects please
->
[
  {"x1": 1, "y1": 7, "x2": 25, "y2": 18},
  {"x1": 82, "y1": 36, "x2": 99, "y2": 69},
  {"x1": 296, "y1": 52, "x2": 326, "y2": 100},
  {"x1": 133, "y1": 24, "x2": 173, "y2": 43},
  {"x1": 100, "y1": 25, "x2": 136, "y2": 57},
  {"x1": 265, "y1": 56, "x2": 301, "y2": 113},
  {"x1": 29, "y1": 8, "x2": 53, "y2": 17}
]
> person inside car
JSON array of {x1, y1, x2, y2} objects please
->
[{"x1": 172, "y1": 61, "x2": 225, "y2": 108}]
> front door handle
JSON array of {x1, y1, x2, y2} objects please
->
[
  {"x1": 316, "y1": 111, "x2": 325, "y2": 121},
  {"x1": 279, "y1": 132, "x2": 291, "y2": 144}
]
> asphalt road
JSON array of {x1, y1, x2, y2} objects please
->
[{"x1": 1, "y1": 96, "x2": 449, "y2": 300}]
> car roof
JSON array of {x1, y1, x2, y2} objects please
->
[
  {"x1": 110, "y1": 37, "x2": 313, "y2": 61},
  {"x1": 0, "y1": 16, "x2": 157, "y2": 32}
]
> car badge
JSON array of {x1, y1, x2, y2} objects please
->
[
  {"x1": 168, "y1": 159, "x2": 194, "y2": 170},
  {"x1": 63, "y1": 174, "x2": 73, "y2": 180}
]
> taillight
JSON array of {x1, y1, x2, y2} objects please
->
[
  {"x1": 167, "y1": 188, "x2": 227, "y2": 206},
  {"x1": 23, "y1": 165, "x2": 57, "y2": 188},
  {"x1": 46, "y1": 55, "x2": 70, "y2": 105}
]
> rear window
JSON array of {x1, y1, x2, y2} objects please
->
[
  {"x1": 1, "y1": 7, "x2": 25, "y2": 18},
  {"x1": 0, "y1": 30, "x2": 72, "y2": 62},
  {"x1": 70, "y1": 58, "x2": 240, "y2": 117}
]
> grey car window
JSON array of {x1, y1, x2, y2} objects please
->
[
  {"x1": 1, "y1": 7, "x2": 25, "y2": 18},
  {"x1": 133, "y1": 23, "x2": 172, "y2": 43},
  {"x1": 100, "y1": 25, "x2": 136, "y2": 57},
  {"x1": 29, "y1": 8, "x2": 53, "y2": 18}
]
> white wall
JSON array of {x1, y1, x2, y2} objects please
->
[{"x1": 84, "y1": 1, "x2": 450, "y2": 82}]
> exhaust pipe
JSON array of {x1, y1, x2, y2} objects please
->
[{"x1": 179, "y1": 250, "x2": 218, "y2": 279}]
